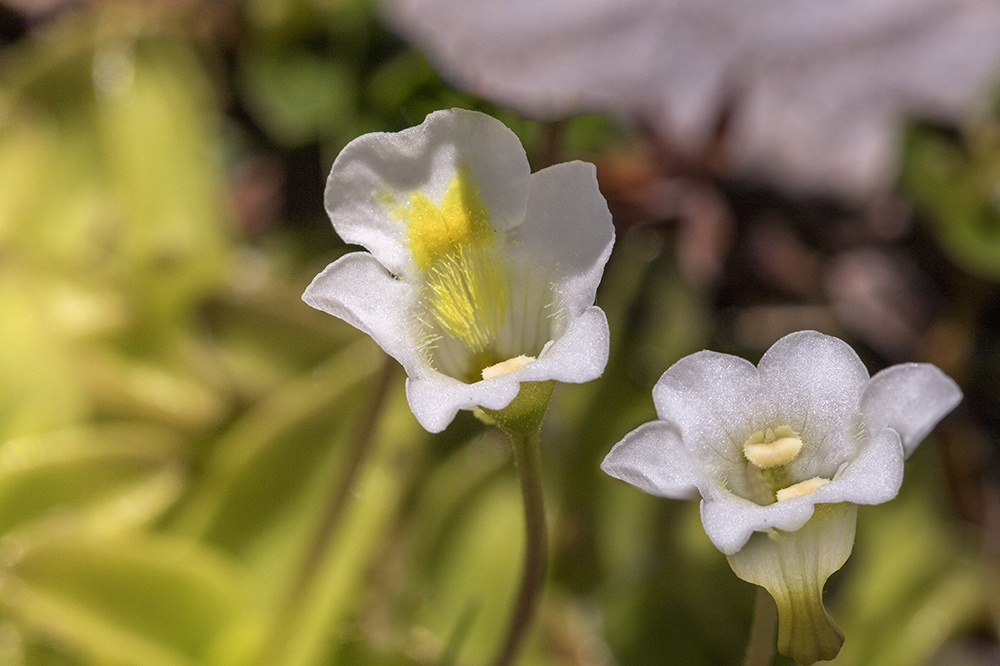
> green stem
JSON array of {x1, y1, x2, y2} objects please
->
[
  {"x1": 743, "y1": 586, "x2": 777, "y2": 666},
  {"x1": 491, "y1": 426, "x2": 548, "y2": 666}
]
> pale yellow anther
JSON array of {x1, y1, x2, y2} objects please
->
[
  {"x1": 481, "y1": 355, "x2": 536, "y2": 380},
  {"x1": 775, "y1": 476, "x2": 831, "y2": 502},
  {"x1": 743, "y1": 425, "x2": 803, "y2": 469}
]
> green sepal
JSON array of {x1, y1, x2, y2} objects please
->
[{"x1": 480, "y1": 380, "x2": 555, "y2": 441}]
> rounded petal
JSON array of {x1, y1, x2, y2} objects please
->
[
  {"x1": 325, "y1": 108, "x2": 532, "y2": 275},
  {"x1": 511, "y1": 161, "x2": 615, "y2": 315},
  {"x1": 601, "y1": 421, "x2": 700, "y2": 499},
  {"x1": 302, "y1": 253, "x2": 425, "y2": 375},
  {"x1": 807, "y1": 428, "x2": 904, "y2": 507},
  {"x1": 700, "y1": 494, "x2": 816, "y2": 555},
  {"x1": 405, "y1": 372, "x2": 521, "y2": 433},
  {"x1": 861, "y1": 363, "x2": 962, "y2": 458},
  {"x1": 405, "y1": 305, "x2": 610, "y2": 432},
  {"x1": 518, "y1": 305, "x2": 609, "y2": 384},
  {"x1": 757, "y1": 331, "x2": 870, "y2": 477},
  {"x1": 651, "y1": 350, "x2": 759, "y2": 470}
]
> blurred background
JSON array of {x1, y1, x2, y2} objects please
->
[{"x1": 0, "y1": 0, "x2": 998, "y2": 664}]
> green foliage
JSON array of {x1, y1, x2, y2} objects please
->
[{"x1": 901, "y1": 114, "x2": 1000, "y2": 279}]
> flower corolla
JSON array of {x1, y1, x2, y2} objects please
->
[
  {"x1": 303, "y1": 109, "x2": 615, "y2": 433},
  {"x1": 601, "y1": 330, "x2": 961, "y2": 664}
]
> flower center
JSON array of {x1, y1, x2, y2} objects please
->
[
  {"x1": 741, "y1": 425, "x2": 832, "y2": 504},
  {"x1": 743, "y1": 426, "x2": 803, "y2": 469},
  {"x1": 393, "y1": 169, "x2": 513, "y2": 379}
]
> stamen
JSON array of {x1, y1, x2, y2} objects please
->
[
  {"x1": 743, "y1": 426, "x2": 803, "y2": 469},
  {"x1": 776, "y1": 476, "x2": 831, "y2": 501},
  {"x1": 481, "y1": 355, "x2": 536, "y2": 380}
]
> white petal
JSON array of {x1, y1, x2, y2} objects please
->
[
  {"x1": 700, "y1": 493, "x2": 815, "y2": 555},
  {"x1": 403, "y1": 305, "x2": 610, "y2": 432},
  {"x1": 517, "y1": 306, "x2": 609, "y2": 384},
  {"x1": 757, "y1": 331, "x2": 870, "y2": 478},
  {"x1": 405, "y1": 372, "x2": 521, "y2": 433},
  {"x1": 650, "y1": 350, "x2": 759, "y2": 472},
  {"x1": 601, "y1": 421, "x2": 700, "y2": 499},
  {"x1": 861, "y1": 363, "x2": 962, "y2": 458},
  {"x1": 302, "y1": 253, "x2": 425, "y2": 376},
  {"x1": 511, "y1": 161, "x2": 615, "y2": 315},
  {"x1": 325, "y1": 108, "x2": 532, "y2": 275},
  {"x1": 807, "y1": 428, "x2": 904, "y2": 506}
]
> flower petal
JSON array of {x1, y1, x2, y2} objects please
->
[
  {"x1": 726, "y1": 503, "x2": 857, "y2": 665},
  {"x1": 302, "y1": 253, "x2": 424, "y2": 375},
  {"x1": 699, "y1": 494, "x2": 815, "y2": 555},
  {"x1": 757, "y1": 331, "x2": 870, "y2": 478},
  {"x1": 518, "y1": 305, "x2": 609, "y2": 384},
  {"x1": 511, "y1": 161, "x2": 615, "y2": 315},
  {"x1": 404, "y1": 305, "x2": 610, "y2": 432},
  {"x1": 601, "y1": 421, "x2": 700, "y2": 499},
  {"x1": 405, "y1": 372, "x2": 522, "y2": 433},
  {"x1": 651, "y1": 350, "x2": 759, "y2": 471},
  {"x1": 807, "y1": 427, "x2": 904, "y2": 506},
  {"x1": 325, "y1": 108, "x2": 532, "y2": 276},
  {"x1": 861, "y1": 363, "x2": 962, "y2": 458}
]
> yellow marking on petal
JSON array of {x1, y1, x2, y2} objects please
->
[
  {"x1": 481, "y1": 355, "x2": 536, "y2": 380},
  {"x1": 775, "y1": 476, "x2": 831, "y2": 502},
  {"x1": 390, "y1": 168, "x2": 510, "y2": 365},
  {"x1": 421, "y1": 242, "x2": 508, "y2": 354},
  {"x1": 744, "y1": 426, "x2": 803, "y2": 469},
  {"x1": 397, "y1": 168, "x2": 493, "y2": 270}
]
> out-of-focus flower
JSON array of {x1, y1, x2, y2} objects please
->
[
  {"x1": 601, "y1": 331, "x2": 961, "y2": 663},
  {"x1": 304, "y1": 109, "x2": 614, "y2": 432},
  {"x1": 384, "y1": 0, "x2": 1000, "y2": 198}
]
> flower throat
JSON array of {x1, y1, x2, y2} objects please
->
[{"x1": 394, "y1": 168, "x2": 510, "y2": 377}]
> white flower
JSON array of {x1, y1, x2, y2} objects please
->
[
  {"x1": 303, "y1": 109, "x2": 615, "y2": 433},
  {"x1": 384, "y1": 0, "x2": 1000, "y2": 198},
  {"x1": 601, "y1": 330, "x2": 961, "y2": 663}
]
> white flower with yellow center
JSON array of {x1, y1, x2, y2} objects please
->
[
  {"x1": 601, "y1": 330, "x2": 962, "y2": 664},
  {"x1": 303, "y1": 109, "x2": 614, "y2": 432}
]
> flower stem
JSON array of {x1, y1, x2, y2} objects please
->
[
  {"x1": 743, "y1": 586, "x2": 777, "y2": 666},
  {"x1": 491, "y1": 426, "x2": 548, "y2": 666}
]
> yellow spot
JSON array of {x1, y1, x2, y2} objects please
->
[
  {"x1": 397, "y1": 168, "x2": 493, "y2": 270},
  {"x1": 481, "y1": 355, "x2": 536, "y2": 380},
  {"x1": 744, "y1": 426, "x2": 803, "y2": 469},
  {"x1": 775, "y1": 476, "x2": 831, "y2": 502},
  {"x1": 391, "y1": 168, "x2": 510, "y2": 361}
]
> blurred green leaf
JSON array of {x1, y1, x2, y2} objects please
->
[
  {"x1": 902, "y1": 120, "x2": 1000, "y2": 279},
  {"x1": 0, "y1": 423, "x2": 184, "y2": 539},
  {"x1": 170, "y1": 339, "x2": 380, "y2": 558},
  {"x1": 240, "y1": 45, "x2": 359, "y2": 147},
  {"x1": 3, "y1": 531, "x2": 245, "y2": 666}
]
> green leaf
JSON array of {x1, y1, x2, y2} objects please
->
[
  {"x1": 3, "y1": 532, "x2": 244, "y2": 666},
  {"x1": 0, "y1": 423, "x2": 185, "y2": 538}
]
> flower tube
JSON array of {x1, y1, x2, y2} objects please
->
[{"x1": 601, "y1": 330, "x2": 962, "y2": 664}]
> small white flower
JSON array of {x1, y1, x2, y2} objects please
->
[
  {"x1": 601, "y1": 330, "x2": 961, "y2": 663},
  {"x1": 303, "y1": 109, "x2": 615, "y2": 432}
]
